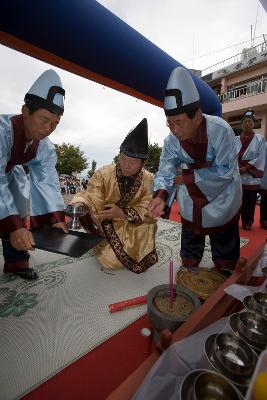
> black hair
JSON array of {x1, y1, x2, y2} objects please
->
[
  {"x1": 25, "y1": 102, "x2": 41, "y2": 115},
  {"x1": 185, "y1": 108, "x2": 200, "y2": 119},
  {"x1": 25, "y1": 101, "x2": 59, "y2": 116}
]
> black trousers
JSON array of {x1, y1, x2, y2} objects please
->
[
  {"x1": 180, "y1": 222, "x2": 240, "y2": 270},
  {"x1": 260, "y1": 191, "x2": 267, "y2": 223},
  {"x1": 2, "y1": 239, "x2": 29, "y2": 272},
  {"x1": 241, "y1": 189, "x2": 257, "y2": 227}
]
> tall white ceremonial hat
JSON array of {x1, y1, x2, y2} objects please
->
[
  {"x1": 164, "y1": 67, "x2": 200, "y2": 116},
  {"x1": 24, "y1": 69, "x2": 65, "y2": 115}
]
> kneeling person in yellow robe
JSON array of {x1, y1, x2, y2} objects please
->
[{"x1": 70, "y1": 118, "x2": 158, "y2": 273}]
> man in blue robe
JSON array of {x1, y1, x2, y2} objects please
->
[
  {"x1": 236, "y1": 109, "x2": 265, "y2": 231},
  {"x1": 0, "y1": 70, "x2": 68, "y2": 280},
  {"x1": 260, "y1": 140, "x2": 267, "y2": 229},
  {"x1": 149, "y1": 67, "x2": 242, "y2": 275}
]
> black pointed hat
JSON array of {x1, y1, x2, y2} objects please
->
[{"x1": 120, "y1": 118, "x2": 148, "y2": 159}]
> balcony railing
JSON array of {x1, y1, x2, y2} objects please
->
[
  {"x1": 218, "y1": 78, "x2": 267, "y2": 103},
  {"x1": 202, "y1": 41, "x2": 267, "y2": 76}
]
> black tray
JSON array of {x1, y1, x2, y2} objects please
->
[{"x1": 30, "y1": 226, "x2": 104, "y2": 258}]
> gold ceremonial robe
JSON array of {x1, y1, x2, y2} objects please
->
[{"x1": 72, "y1": 164, "x2": 158, "y2": 273}]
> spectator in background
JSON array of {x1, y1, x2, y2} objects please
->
[
  {"x1": 260, "y1": 139, "x2": 267, "y2": 229},
  {"x1": 236, "y1": 109, "x2": 265, "y2": 231}
]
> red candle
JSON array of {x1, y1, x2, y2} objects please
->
[{"x1": 109, "y1": 295, "x2": 147, "y2": 313}]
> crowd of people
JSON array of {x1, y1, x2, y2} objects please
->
[
  {"x1": 59, "y1": 176, "x2": 89, "y2": 195},
  {"x1": 0, "y1": 66, "x2": 266, "y2": 281}
]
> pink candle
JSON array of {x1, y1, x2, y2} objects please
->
[{"x1": 169, "y1": 260, "x2": 174, "y2": 307}]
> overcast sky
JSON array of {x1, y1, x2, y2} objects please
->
[{"x1": 0, "y1": 0, "x2": 266, "y2": 174}]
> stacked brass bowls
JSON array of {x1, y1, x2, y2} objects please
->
[
  {"x1": 229, "y1": 311, "x2": 267, "y2": 353},
  {"x1": 243, "y1": 292, "x2": 267, "y2": 319},
  {"x1": 180, "y1": 369, "x2": 243, "y2": 400},
  {"x1": 194, "y1": 370, "x2": 241, "y2": 400},
  {"x1": 205, "y1": 332, "x2": 257, "y2": 390},
  {"x1": 253, "y1": 292, "x2": 267, "y2": 316},
  {"x1": 214, "y1": 333, "x2": 257, "y2": 376}
]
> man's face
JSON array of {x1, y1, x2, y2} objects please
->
[
  {"x1": 242, "y1": 117, "x2": 254, "y2": 134},
  {"x1": 166, "y1": 110, "x2": 202, "y2": 141},
  {"x1": 22, "y1": 105, "x2": 61, "y2": 141},
  {"x1": 119, "y1": 154, "x2": 143, "y2": 176}
]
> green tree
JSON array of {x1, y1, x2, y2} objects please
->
[
  {"x1": 113, "y1": 154, "x2": 119, "y2": 164},
  {"x1": 55, "y1": 143, "x2": 88, "y2": 175},
  {"x1": 146, "y1": 143, "x2": 162, "y2": 173},
  {"x1": 87, "y1": 159, "x2": 97, "y2": 178},
  {"x1": 112, "y1": 143, "x2": 162, "y2": 173}
]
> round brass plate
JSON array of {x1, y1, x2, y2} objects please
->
[{"x1": 176, "y1": 268, "x2": 226, "y2": 301}]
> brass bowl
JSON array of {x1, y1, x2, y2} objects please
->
[
  {"x1": 237, "y1": 311, "x2": 267, "y2": 345},
  {"x1": 194, "y1": 371, "x2": 241, "y2": 400},
  {"x1": 229, "y1": 313, "x2": 265, "y2": 353},
  {"x1": 243, "y1": 295, "x2": 255, "y2": 314},
  {"x1": 253, "y1": 292, "x2": 267, "y2": 318},
  {"x1": 214, "y1": 332, "x2": 257, "y2": 376},
  {"x1": 180, "y1": 369, "x2": 204, "y2": 400},
  {"x1": 205, "y1": 334, "x2": 252, "y2": 388}
]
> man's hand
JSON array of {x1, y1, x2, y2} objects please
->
[
  {"x1": 148, "y1": 198, "x2": 165, "y2": 218},
  {"x1": 239, "y1": 166, "x2": 247, "y2": 174},
  {"x1": 53, "y1": 221, "x2": 68, "y2": 233},
  {"x1": 97, "y1": 204, "x2": 125, "y2": 221},
  {"x1": 173, "y1": 175, "x2": 184, "y2": 185},
  {"x1": 10, "y1": 227, "x2": 35, "y2": 251}
]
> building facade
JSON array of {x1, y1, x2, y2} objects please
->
[{"x1": 201, "y1": 41, "x2": 267, "y2": 137}]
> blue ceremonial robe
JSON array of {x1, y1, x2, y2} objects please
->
[
  {"x1": 0, "y1": 114, "x2": 65, "y2": 271},
  {"x1": 0, "y1": 114, "x2": 65, "y2": 234},
  {"x1": 153, "y1": 115, "x2": 242, "y2": 234},
  {"x1": 236, "y1": 131, "x2": 265, "y2": 228},
  {"x1": 260, "y1": 141, "x2": 267, "y2": 191},
  {"x1": 236, "y1": 132, "x2": 265, "y2": 190},
  {"x1": 260, "y1": 141, "x2": 267, "y2": 226}
]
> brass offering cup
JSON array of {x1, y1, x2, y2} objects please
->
[{"x1": 65, "y1": 203, "x2": 89, "y2": 230}]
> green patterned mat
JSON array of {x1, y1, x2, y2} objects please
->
[{"x1": 0, "y1": 219, "x2": 248, "y2": 400}]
